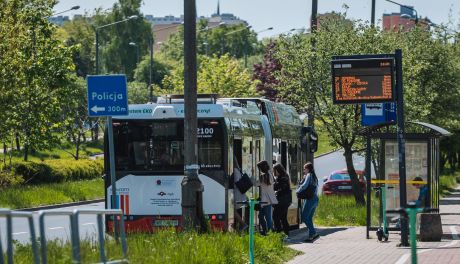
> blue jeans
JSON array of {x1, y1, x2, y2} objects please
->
[
  {"x1": 258, "y1": 204, "x2": 273, "y2": 235},
  {"x1": 301, "y1": 196, "x2": 318, "y2": 237}
]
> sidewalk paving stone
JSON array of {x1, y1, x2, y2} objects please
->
[{"x1": 286, "y1": 187, "x2": 460, "y2": 264}]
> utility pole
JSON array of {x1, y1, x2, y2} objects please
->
[
  {"x1": 149, "y1": 37, "x2": 154, "y2": 102},
  {"x1": 371, "y1": 0, "x2": 376, "y2": 26},
  {"x1": 306, "y1": 0, "x2": 318, "y2": 164},
  {"x1": 182, "y1": 0, "x2": 204, "y2": 231}
]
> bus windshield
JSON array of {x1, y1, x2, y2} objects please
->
[{"x1": 113, "y1": 119, "x2": 224, "y2": 173}]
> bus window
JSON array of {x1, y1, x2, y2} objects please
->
[{"x1": 113, "y1": 119, "x2": 223, "y2": 173}]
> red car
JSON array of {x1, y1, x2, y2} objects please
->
[{"x1": 322, "y1": 170, "x2": 366, "y2": 195}]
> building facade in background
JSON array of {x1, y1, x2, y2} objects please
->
[{"x1": 383, "y1": 6, "x2": 431, "y2": 32}]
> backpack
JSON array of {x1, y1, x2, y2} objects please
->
[{"x1": 297, "y1": 175, "x2": 317, "y2": 200}]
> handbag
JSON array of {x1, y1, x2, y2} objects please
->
[
  {"x1": 235, "y1": 172, "x2": 253, "y2": 194},
  {"x1": 233, "y1": 156, "x2": 253, "y2": 193}
]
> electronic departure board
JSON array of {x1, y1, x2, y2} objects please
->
[{"x1": 331, "y1": 58, "x2": 395, "y2": 104}]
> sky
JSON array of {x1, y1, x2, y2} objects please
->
[{"x1": 54, "y1": 0, "x2": 460, "y2": 39}]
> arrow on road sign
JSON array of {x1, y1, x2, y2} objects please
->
[{"x1": 91, "y1": 105, "x2": 106, "y2": 113}]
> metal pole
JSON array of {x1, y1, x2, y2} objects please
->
[
  {"x1": 107, "y1": 115, "x2": 119, "y2": 238},
  {"x1": 311, "y1": 0, "x2": 318, "y2": 33},
  {"x1": 249, "y1": 199, "x2": 255, "y2": 264},
  {"x1": 365, "y1": 135, "x2": 371, "y2": 238},
  {"x1": 96, "y1": 30, "x2": 99, "y2": 75},
  {"x1": 149, "y1": 37, "x2": 154, "y2": 102},
  {"x1": 182, "y1": 0, "x2": 203, "y2": 230},
  {"x1": 395, "y1": 48, "x2": 409, "y2": 246},
  {"x1": 371, "y1": 0, "x2": 376, "y2": 26},
  {"x1": 307, "y1": 0, "x2": 318, "y2": 164}
]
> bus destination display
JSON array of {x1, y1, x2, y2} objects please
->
[{"x1": 331, "y1": 58, "x2": 394, "y2": 104}]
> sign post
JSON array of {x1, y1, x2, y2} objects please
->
[
  {"x1": 87, "y1": 75, "x2": 128, "y2": 238},
  {"x1": 331, "y1": 53, "x2": 408, "y2": 245}
]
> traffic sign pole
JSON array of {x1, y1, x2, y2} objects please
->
[
  {"x1": 107, "y1": 115, "x2": 119, "y2": 239},
  {"x1": 395, "y1": 49, "x2": 409, "y2": 246},
  {"x1": 87, "y1": 75, "x2": 129, "y2": 239}
]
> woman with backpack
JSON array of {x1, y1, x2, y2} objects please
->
[{"x1": 296, "y1": 162, "x2": 319, "y2": 241}]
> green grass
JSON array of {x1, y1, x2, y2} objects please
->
[
  {"x1": 0, "y1": 179, "x2": 104, "y2": 209},
  {"x1": 3, "y1": 139, "x2": 103, "y2": 163},
  {"x1": 9, "y1": 231, "x2": 300, "y2": 264},
  {"x1": 439, "y1": 170, "x2": 460, "y2": 196},
  {"x1": 315, "y1": 194, "x2": 379, "y2": 226}
]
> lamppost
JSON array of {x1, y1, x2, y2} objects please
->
[
  {"x1": 199, "y1": 22, "x2": 226, "y2": 56},
  {"x1": 50, "y1": 5, "x2": 80, "y2": 17},
  {"x1": 94, "y1": 15, "x2": 137, "y2": 238},
  {"x1": 222, "y1": 25, "x2": 251, "y2": 58},
  {"x1": 128, "y1": 42, "x2": 140, "y2": 65},
  {"x1": 243, "y1": 27, "x2": 273, "y2": 68},
  {"x1": 384, "y1": 0, "x2": 418, "y2": 23},
  {"x1": 95, "y1": 15, "x2": 138, "y2": 74}
]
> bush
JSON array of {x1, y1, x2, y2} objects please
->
[
  {"x1": 12, "y1": 159, "x2": 103, "y2": 184},
  {"x1": 0, "y1": 170, "x2": 24, "y2": 187}
]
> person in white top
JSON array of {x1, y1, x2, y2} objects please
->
[{"x1": 256, "y1": 160, "x2": 278, "y2": 235}]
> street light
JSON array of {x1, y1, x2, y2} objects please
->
[
  {"x1": 384, "y1": 0, "x2": 418, "y2": 23},
  {"x1": 243, "y1": 27, "x2": 273, "y2": 68},
  {"x1": 200, "y1": 22, "x2": 226, "y2": 56},
  {"x1": 95, "y1": 15, "x2": 138, "y2": 74},
  {"x1": 128, "y1": 42, "x2": 140, "y2": 65},
  {"x1": 221, "y1": 25, "x2": 252, "y2": 57},
  {"x1": 50, "y1": 5, "x2": 80, "y2": 17}
]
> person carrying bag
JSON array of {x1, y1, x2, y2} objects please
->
[
  {"x1": 273, "y1": 163, "x2": 292, "y2": 237},
  {"x1": 296, "y1": 162, "x2": 319, "y2": 241}
]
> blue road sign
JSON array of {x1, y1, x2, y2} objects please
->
[
  {"x1": 87, "y1": 75, "x2": 128, "y2": 117},
  {"x1": 361, "y1": 103, "x2": 396, "y2": 126}
]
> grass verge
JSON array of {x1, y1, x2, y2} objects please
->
[
  {"x1": 3, "y1": 139, "x2": 103, "y2": 163},
  {"x1": 315, "y1": 194, "x2": 379, "y2": 226},
  {"x1": 439, "y1": 170, "x2": 460, "y2": 196},
  {"x1": 10, "y1": 231, "x2": 300, "y2": 264},
  {"x1": 0, "y1": 179, "x2": 104, "y2": 209}
]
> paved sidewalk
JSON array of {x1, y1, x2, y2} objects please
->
[{"x1": 286, "y1": 186, "x2": 460, "y2": 264}]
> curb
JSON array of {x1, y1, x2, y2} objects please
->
[
  {"x1": 19, "y1": 198, "x2": 105, "y2": 212},
  {"x1": 314, "y1": 148, "x2": 341, "y2": 159}
]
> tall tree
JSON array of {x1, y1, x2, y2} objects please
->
[
  {"x1": 59, "y1": 15, "x2": 95, "y2": 77},
  {"x1": 252, "y1": 42, "x2": 281, "y2": 101},
  {"x1": 162, "y1": 55, "x2": 257, "y2": 97},
  {"x1": 97, "y1": 0, "x2": 153, "y2": 80},
  {"x1": 0, "y1": 0, "x2": 76, "y2": 161}
]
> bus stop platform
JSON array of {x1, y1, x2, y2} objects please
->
[{"x1": 286, "y1": 186, "x2": 460, "y2": 264}]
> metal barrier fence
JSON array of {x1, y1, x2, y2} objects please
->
[{"x1": 1, "y1": 208, "x2": 127, "y2": 264}]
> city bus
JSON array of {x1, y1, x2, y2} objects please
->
[{"x1": 105, "y1": 94, "x2": 310, "y2": 232}]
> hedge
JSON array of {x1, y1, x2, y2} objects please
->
[{"x1": 12, "y1": 159, "x2": 104, "y2": 184}]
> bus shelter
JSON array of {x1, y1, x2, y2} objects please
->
[{"x1": 363, "y1": 121, "x2": 452, "y2": 238}]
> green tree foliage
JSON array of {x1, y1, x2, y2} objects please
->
[
  {"x1": 59, "y1": 15, "x2": 95, "y2": 77},
  {"x1": 133, "y1": 55, "x2": 172, "y2": 88},
  {"x1": 275, "y1": 14, "x2": 460, "y2": 205},
  {"x1": 0, "y1": 0, "x2": 76, "y2": 161},
  {"x1": 127, "y1": 81, "x2": 150, "y2": 104},
  {"x1": 159, "y1": 22, "x2": 260, "y2": 64},
  {"x1": 162, "y1": 55, "x2": 257, "y2": 97},
  {"x1": 96, "y1": 0, "x2": 152, "y2": 80}
]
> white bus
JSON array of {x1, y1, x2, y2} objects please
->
[{"x1": 105, "y1": 94, "x2": 310, "y2": 232}]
